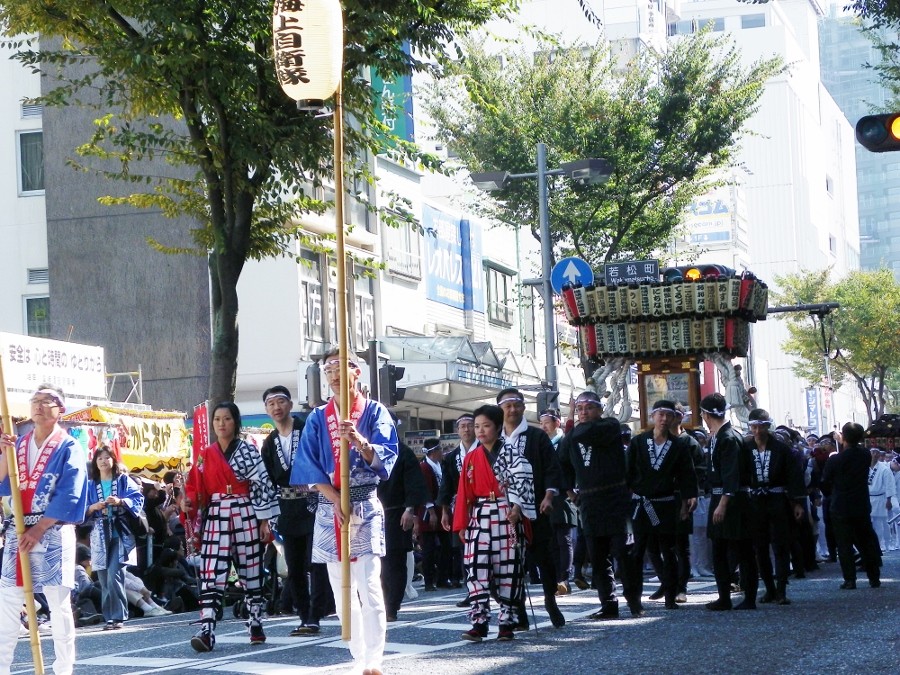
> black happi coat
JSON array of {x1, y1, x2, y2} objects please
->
[
  {"x1": 377, "y1": 442, "x2": 428, "y2": 553},
  {"x1": 627, "y1": 429, "x2": 698, "y2": 535},
  {"x1": 558, "y1": 418, "x2": 631, "y2": 538},
  {"x1": 707, "y1": 421, "x2": 755, "y2": 540},
  {"x1": 260, "y1": 416, "x2": 313, "y2": 538}
]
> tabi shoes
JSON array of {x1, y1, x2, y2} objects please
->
[
  {"x1": 496, "y1": 625, "x2": 516, "y2": 641},
  {"x1": 249, "y1": 620, "x2": 266, "y2": 644},
  {"x1": 461, "y1": 624, "x2": 488, "y2": 642},
  {"x1": 191, "y1": 625, "x2": 216, "y2": 652}
]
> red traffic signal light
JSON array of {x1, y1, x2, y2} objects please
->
[{"x1": 856, "y1": 114, "x2": 900, "y2": 153}]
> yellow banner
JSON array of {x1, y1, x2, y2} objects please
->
[{"x1": 62, "y1": 406, "x2": 190, "y2": 479}]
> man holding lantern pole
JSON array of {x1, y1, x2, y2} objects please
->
[
  {"x1": 291, "y1": 347, "x2": 398, "y2": 675},
  {"x1": 0, "y1": 384, "x2": 89, "y2": 675}
]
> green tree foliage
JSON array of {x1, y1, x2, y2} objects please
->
[
  {"x1": 772, "y1": 268, "x2": 900, "y2": 424},
  {"x1": 0, "y1": 0, "x2": 516, "y2": 402},
  {"x1": 422, "y1": 29, "x2": 782, "y2": 267}
]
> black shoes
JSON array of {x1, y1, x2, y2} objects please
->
[
  {"x1": 546, "y1": 601, "x2": 565, "y2": 628},
  {"x1": 759, "y1": 591, "x2": 776, "y2": 604},
  {"x1": 648, "y1": 587, "x2": 665, "y2": 601},
  {"x1": 573, "y1": 577, "x2": 590, "y2": 591},
  {"x1": 734, "y1": 600, "x2": 757, "y2": 610},
  {"x1": 249, "y1": 620, "x2": 266, "y2": 644},
  {"x1": 839, "y1": 580, "x2": 857, "y2": 590},
  {"x1": 589, "y1": 609, "x2": 620, "y2": 620},
  {"x1": 705, "y1": 599, "x2": 733, "y2": 611},
  {"x1": 455, "y1": 598, "x2": 470, "y2": 608},
  {"x1": 290, "y1": 623, "x2": 320, "y2": 636}
]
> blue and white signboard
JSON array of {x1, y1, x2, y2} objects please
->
[
  {"x1": 550, "y1": 257, "x2": 594, "y2": 294},
  {"x1": 805, "y1": 388, "x2": 820, "y2": 436},
  {"x1": 424, "y1": 205, "x2": 484, "y2": 312}
]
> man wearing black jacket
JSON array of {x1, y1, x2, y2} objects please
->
[
  {"x1": 377, "y1": 441, "x2": 428, "y2": 622},
  {"x1": 820, "y1": 422, "x2": 882, "y2": 589},
  {"x1": 745, "y1": 409, "x2": 805, "y2": 605},
  {"x1": 558, "y1": 392, "x2": 635, "y2": 619},
  {"x1": 626, "y1": 400, "x2": 698, "y2": 611},
  {"x1": 259, "y1": 386, "x2": 330, "y2": 636},
  {"x1": 496, "y1": 388, "x2": 565, "y2": 629},
  {"x1": 702, "y1": 393, "x2": 758, "y2": 611}
]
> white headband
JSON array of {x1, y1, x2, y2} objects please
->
[
  {"x1": 747, "y1": 419, "x2": 772, "y2": 427},
  {"x1": 264, "y1": 393, "x2": 290, "y2": 404},
  {"x1": 651, "y1": 406, "x2": 677, "y2": 416},
  {"x1": 497, "y1": 396, "x2": 524, "y2": 406},
  {"x1": 323, "y1": 358, "x2": 358, "y2": 369},
  {"x1": 700, "y1": 405, "x2": 726, "y2": 417},
  {"x1": 34, "y1": 388, "x2": 65, "y2": 410}
]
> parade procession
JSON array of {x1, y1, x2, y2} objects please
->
[{"x1": 2, "y1": 0, "x2": 900, "y2": 674}]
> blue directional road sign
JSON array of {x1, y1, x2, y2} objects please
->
[{"x1": 550, "y1": 257, "x2": 594, "y2": 294}]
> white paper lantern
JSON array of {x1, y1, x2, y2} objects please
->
[{"x1": 273, "y1": 0, "x2": 343, "y2": 106}]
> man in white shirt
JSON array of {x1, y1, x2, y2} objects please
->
[{"x1": 868, "y1": 448, "x2": 896, "y2": 552}]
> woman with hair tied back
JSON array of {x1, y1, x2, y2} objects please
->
[
  {"x1": 183, "y1": 401, "x2": 279, "y2": 653},
  {"x1": 85, "y1": 445, "x2": 145, "y2": 630}
]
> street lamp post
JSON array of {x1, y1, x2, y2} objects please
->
[{"x1": 471, "y1": 143, "x2": 612, "y2": 399}]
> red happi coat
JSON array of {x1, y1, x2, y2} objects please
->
[{"x1": 452, "y1": 445, "x2": 503, "y2": 533}]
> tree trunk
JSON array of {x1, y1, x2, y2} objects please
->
[{"x1": 208, "y1": 250, "x2": 243, "y2": 403}]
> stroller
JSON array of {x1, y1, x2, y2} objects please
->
[{"x1": 229, "y1": 538, "x2": 287, "y2": 619}]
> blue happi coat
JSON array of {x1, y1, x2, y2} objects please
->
[
  {"x1": 290, "y1": 397, "x2": 398, "y2": 562},
  {"x1": 1, "y1": 429, "x2": 89, "y2": 590},
  {"x1": 86, "y1": 473, "x2": 145, "y2": 571}
]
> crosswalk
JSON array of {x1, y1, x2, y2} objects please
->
[{"x1": 65, "y1": 580, "x2": 720, "y2": 675}]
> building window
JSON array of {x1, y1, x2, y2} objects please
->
[
  {"x1": 825, "y1": 174, "x2": 834, "y2": 196},
  {"x1": 25, "y1": 296, "x2": 50, "y2": 337},
  {"x1": 741, "y1": 13, "x2": 765, "y2": 29},
  {"x1": 705, "y1": 18, "x2": 725, "y2": 31},
  {"x1": 299, "y1": 249, "x2": 324, "y2": 349},
  {"x1": 384, "y1": 220, "x2": 422, "y2": 279},
  {"x1": 829, "y1": 235, "x2": 837, "y2": 254},
  {"x1": 353, "y1": 265, "x2": 375, "y2": 348},
  {"x1": 18, "y1": 131, "x2": 44, "y2": 194},
  {"x1": 485, "y1": 266, "x2": 515, "y2": 326}
]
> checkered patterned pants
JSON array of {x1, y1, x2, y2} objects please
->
[
  {"x1": 198, "y1": 496, "x2": 263, "y2": 624},
  {"x1": 463, "y1": 499, "x2": 522, "y2": 626}
]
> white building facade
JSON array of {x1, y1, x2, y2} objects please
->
[{"x1": 0, "y1": 37, "x2": 48, "y2": 340}]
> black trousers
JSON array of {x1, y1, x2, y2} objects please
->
[
  {"x1": 753, "y1": 497, "x2": 792, "y2": 595},
  {"x1": 421, "y1": 527, "x2": 451, "y2": 586},
  {"x1": 515, "y1": 536, "x2": 559, "y2": 624},
  {"x1": 712, "y1": 537, "x2": 757, "y2": 605},
  {"x1": 647, "y1": 532, "x2": 692, "y2": 594},
  {"x1": 381, "y1": 549, "x2": 409, "y2": 618},
  {"x1": 586, "y1": 533, "x2": 631, "y2": 612},
  {"x1": 630, "y1": 529, "x2": 678, "y2": 605},
  {"x1": 832, "y1": 515, "x2": 881, "y2": 584},
  {"x1": 552, "y1": 524, "x2": 575, "y2": 583},
  {"x1": 282, "y1": 532, "x2": 314, "y2": 624}
]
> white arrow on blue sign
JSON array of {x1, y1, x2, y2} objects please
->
[{"x1": 550, "y1": 257, "x2": 594, "y2": 294}]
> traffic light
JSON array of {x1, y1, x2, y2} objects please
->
[
  {"x1": 378, "y1": 364, "x2": 406, "y2": 407},
  {"x1": 536, "y1": 390, "x2": 559, "y2": 412},
  {"x1": 855, "y1": 113, "x2": 900, "y2": 153},
  {"x1": 661, "y1": 264, "x2": 733, "y2": 282}
]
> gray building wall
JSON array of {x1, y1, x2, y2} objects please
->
[
  {"x1": 42, "y1": 62, "x2": 210, "y2": 412},
  {"x1": 820, "y1": 11, "x2": 900, "y2": 280}
]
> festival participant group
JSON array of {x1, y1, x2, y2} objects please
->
[{"x1": 0, "y1": 361, "x2": 898, "y2": 675}]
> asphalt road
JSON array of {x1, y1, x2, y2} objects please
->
[{"x1": 9, "y1": 550, "x2": 900, "y2": 675}]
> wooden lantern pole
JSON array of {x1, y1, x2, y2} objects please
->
[
  {"x1": 333, "y1": 80, "x2": 352, "y2": 643},
  {"x1": 0, "y1": 355, "x2": 46, "y2": 674}
]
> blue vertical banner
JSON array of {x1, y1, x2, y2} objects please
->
[
  {"x1": 805, "y1": 388, "x2": 820, "y2": 436},
  {"x1": 459, "y1": 219, "x2": 485, "y2": 313},
  {"x1": 424, "y1": 206, "x2": 484, "y2": 312}
]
